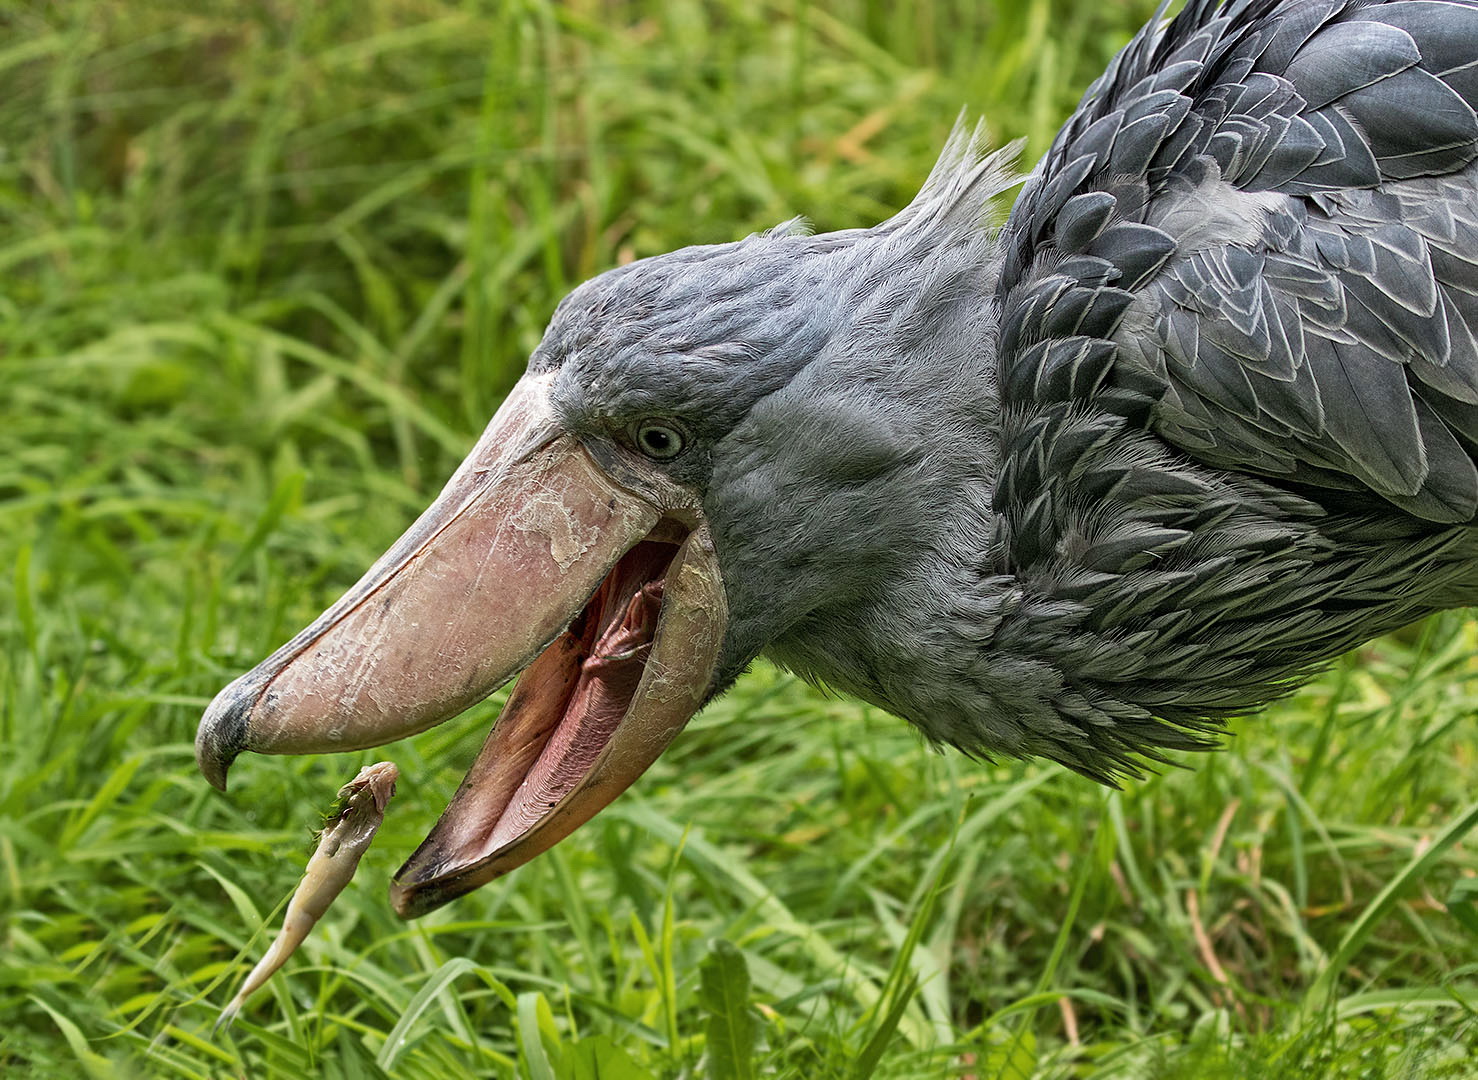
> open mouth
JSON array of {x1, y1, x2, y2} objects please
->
[
  {"x1": 483, "y1": 539, "x2": 681, "y2": 852},
  {"x1": 388, "y1": 534, "x2": 689, "y2": 916},
  {"x1": 195, "y1": 372, "x2": 728, "y2": 917}
]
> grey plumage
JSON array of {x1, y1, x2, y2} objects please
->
[
  {"x1": 1006, "y1": 0, "x2": 1478, "y2": 519},
  {"x1": 526, "y1": 0, "x2": 1478, "y2": 783}
]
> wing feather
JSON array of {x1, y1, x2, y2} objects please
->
[
  {"x1": 968, "y1": 0, "x2": 1478, "y2": 774},
  {"x1": 996, "y1": 0, "x2": 1478, "y2": 524}
]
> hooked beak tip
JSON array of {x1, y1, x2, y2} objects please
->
[{"x1": 196, "y1": 676, "x2": 254, "y2": 791}]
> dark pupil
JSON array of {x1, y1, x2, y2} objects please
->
[{"x1": 643, "y1": 428, "x2": 672, "y2": 453}]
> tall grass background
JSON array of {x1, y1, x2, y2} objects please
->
[{"x1": 3, "y1": 1, "x2": 1478, "y2": 1076}]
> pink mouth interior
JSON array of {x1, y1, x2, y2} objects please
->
[
  {"x1": 389, "y1": 516, "x2": 727, "y2": 917},
  {"x1": 395, "y1": 532, "x2": 690, "y2": 880},
  {"x1": 482, "y1": 538, "x2": 678, "y2": 850}
]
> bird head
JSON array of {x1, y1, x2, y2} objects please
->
[{"x1": 195, "y1": 128, "x2": 1019, "y2": 916}]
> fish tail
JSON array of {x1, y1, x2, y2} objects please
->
[{"x1": 213, "y1": 997, "x2": 242, "y2": 1037}]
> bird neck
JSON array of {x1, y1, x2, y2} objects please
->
[{"x1": 713, "y1": 233, "x2": 1012, "y2": 702}]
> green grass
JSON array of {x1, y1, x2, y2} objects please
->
[{"x1": 4, "y1": 0, "x2": 1478, "y2": 1076}]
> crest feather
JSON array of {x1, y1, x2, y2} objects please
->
[{"x1": 891, "y1": 117, "x2": 1024, "y2": 241}]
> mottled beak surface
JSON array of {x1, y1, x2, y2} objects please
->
[{"x1": 196, "y1": 371, "x2": 727, "y2": 915}]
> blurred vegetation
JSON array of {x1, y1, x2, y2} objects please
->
[{"x1": 3, "y1": 0, "x2": 1478, "y2": 1076}]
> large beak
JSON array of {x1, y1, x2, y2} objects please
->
[{"x1": 197, "y1": 371, "x2": 727, "y2": 915}]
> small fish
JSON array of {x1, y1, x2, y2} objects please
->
[{"x1": 215, "y1": 760, "x2": 399, "y2": 1033}]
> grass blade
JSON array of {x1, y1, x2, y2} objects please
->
[
  {"x1": 700, "y1": 939, "x2": 755, "y2": 1080},
  {"x1": 1307, "y1": 799, "x2": 1478, "y2": 1009},
  {"x1": 377, "y1": 956, "x2": 479, "y2": 1071}
]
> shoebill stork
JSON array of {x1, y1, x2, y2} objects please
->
[{"x1": 197, "y1": 0, "x2": 1478, "y2": 917}]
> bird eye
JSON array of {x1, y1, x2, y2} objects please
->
[{"x1": 633, "y1": 419, "x2": 686, "y2": 461}]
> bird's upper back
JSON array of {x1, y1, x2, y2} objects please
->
[
  {"x1": 995, "y1": 0, "x2": 1478, "y2": 522},
  {"x1": 930, "y1": 0, "x2": 1478, "y2": 777}
]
